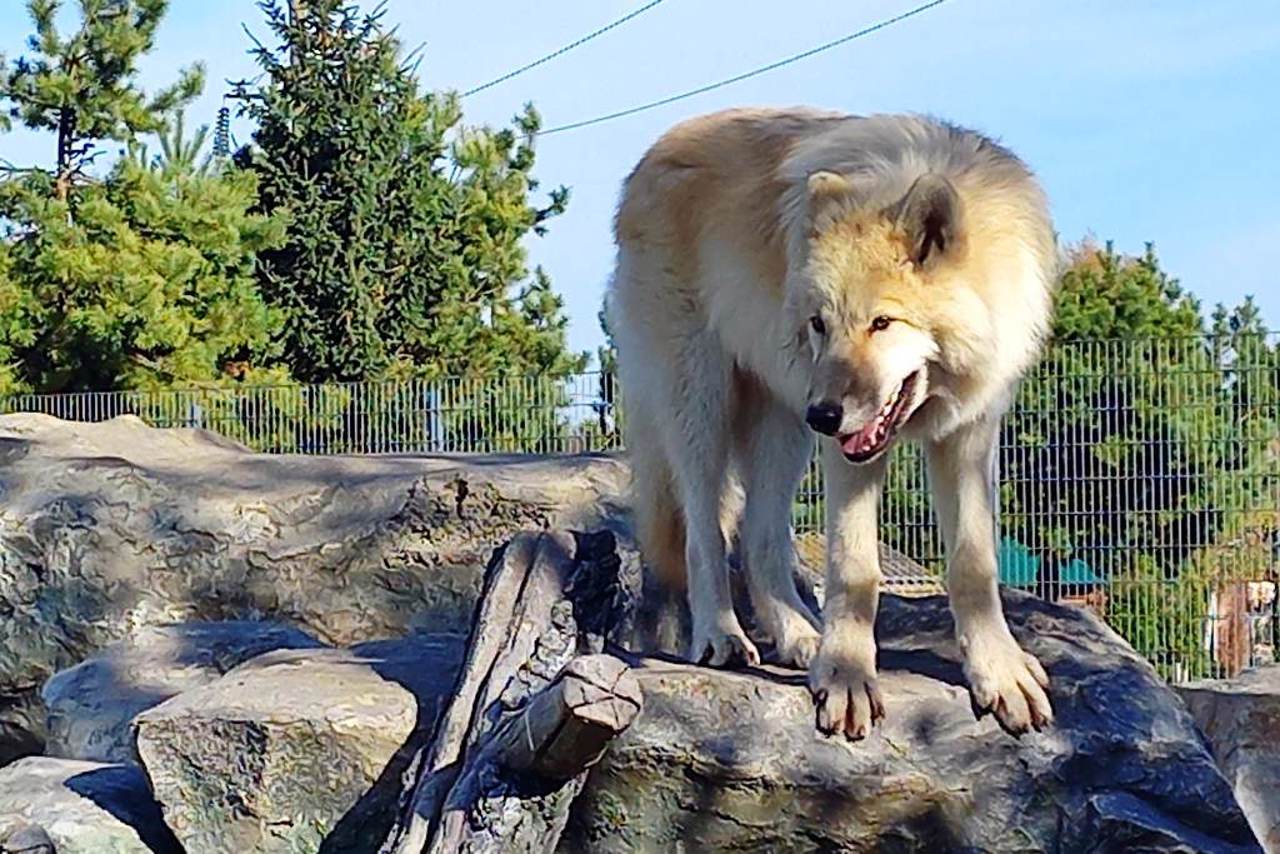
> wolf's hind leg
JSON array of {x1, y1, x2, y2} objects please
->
[
  {"x1": 736, "y1": 391, "x2": 821, "y2": 668},
  {"x1": 662, "y1": 333, "x2": 758, "y2": 667}
]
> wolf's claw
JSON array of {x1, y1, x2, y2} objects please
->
[
  {"x1": 961, "y1": 624, "x2": 1053, "y2": 736},
  {"x1": 756, "y1": 597, "x2": 822, "y2": 669},
  {"x1": 690, "y1": 622, "x2": 760, "y2": 668},
  {"x1": 808, "y1": 634, "x2": 884, "y2": 740}
]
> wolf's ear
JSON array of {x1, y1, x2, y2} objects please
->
[
  {"x1": 806, "y1": 170, "x2": 856, "y2": 236},
  {"x1": 889, "y1": 174, "x2": 965, "y2": 269}
]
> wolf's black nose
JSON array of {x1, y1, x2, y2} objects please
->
[{"x1": 805, "y1": 402, "x2": 843, "y2": 436}]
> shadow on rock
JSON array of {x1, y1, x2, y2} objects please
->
[{"x1": 64, "y1": 765, "x2": 182, "y2": 854}]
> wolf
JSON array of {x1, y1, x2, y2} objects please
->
[{"x1": 606, "y1": 107, "x2": 1059, "y2": 739}]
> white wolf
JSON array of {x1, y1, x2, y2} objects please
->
[{"x1": 607, "y1": 108, "x2": 1059, "y2": 739}]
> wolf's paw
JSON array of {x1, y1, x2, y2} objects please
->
[
  {"x1": 757, "y1": 599, "x2": 822, "y2": 669},
  {"x1": 960, "y1": 624, "x2": 1053, "y2": 736},
  {"x1": 808, "y1": 638, "x2": 885, "y2": 741},
  {"x1": 689, "y1": 617, "x2": 760, "y2": 668},
  {"x1": 776, "y1": 627, "x2": 821, "y2": 670}
]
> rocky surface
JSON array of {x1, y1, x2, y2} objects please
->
[
  {"x1": 135, "y1": 633, "x2": 465, "y2": 854},
  {"x1": 0, "y1": 822, "x2": 56, "y2": 854},
  {"x1": 43, "y1": 621, "x2": 324, "y2": 765},
  {"x1": 0, "y1": 413, "x2": 627, "y2": 762},
  {"x1": 566, "y1": 591, "x2": 1261, "y2": 853},
  {"x1": 1179, "y1": 666, "x2": 1280, "y2": 852},
  {"x1": 0, "y1": 416, "x2": 1266, "y2": 852},
  {"x1": 0, "y1": 757, "x2": 179, "y2": 853}
]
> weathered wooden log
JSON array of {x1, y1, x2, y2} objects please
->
[
  {"x1": 381, "y1": 529, "x2": 635, "y2": 854},
  {"x1": 429, "y1": 655, "x2": 641, "y2": 852},
  {"x1": 491, "y1": 655, "x2": 641, "y2": 782}
]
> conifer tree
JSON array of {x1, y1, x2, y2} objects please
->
[
  {"x1": 235, "y1": 0, "x2": 585, "y2": 383},
  {"x1": 0, "y1": 0, "x2": 203, "y2": 201},
  {"x1": 0, "y1": 1, "x2": 286, "y2": 393}
]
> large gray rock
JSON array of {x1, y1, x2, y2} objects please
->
[
  {"x1": 0, "y1": 822, "x2": 56, "y2": 854},
  {"x1": 0, "y1": 413, "x2": 627, "y2": 762},
  {"x1": 43, "y1": 621, "x2": 324, "y2": 765},
  {"x1": 135, "y1": 633, "x2": 465, "y2": 854},
  {"x1": 566, "y1": 591, "x2": 1261, "y2": 853},
  {"x1": 0, "y1": 757, "x2": 180, "y2": 854},
  {"x1": 1179, "y1": 666, "x2": 1280, "y2": 852}
]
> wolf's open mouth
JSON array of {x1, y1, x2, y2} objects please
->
[{"x1": 840, "y1": 371, "x2": 920, "y2": 463}]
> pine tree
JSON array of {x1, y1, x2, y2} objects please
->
[
  {"x1": 0, "y1": 0, "x2": 203, "y2": 202},
  {"x1": 0, "y1": 1, "x2": 287, "y2": 393},
  {"x1": 234, "y1": 0, "x2": 585, "y2": 383},
  {"x1": 0, "y1": 144, "x2": 288, "y2": 393}
]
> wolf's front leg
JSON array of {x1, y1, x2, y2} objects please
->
[
  {"x1": 809, "y1": 445, "x2": 887, "y2": 740},
  {"x1": 926, "y1": 417, "x2": 1053, "y2": 735}
]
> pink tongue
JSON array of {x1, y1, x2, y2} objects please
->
[{"x1": 841, "y1": 424, "x2": 878, "y2": 455}]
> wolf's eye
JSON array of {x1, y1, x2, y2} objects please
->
[
  {"x1": 809, "y1": 316, "x2": 826, "y2": 335},
  {"x1": 870, "y1": 315, "x2": 893, "y2": 333}
]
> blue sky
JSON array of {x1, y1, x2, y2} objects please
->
[{"x1": 2, "y1": 1, "x2": 1277, "y2": 358}]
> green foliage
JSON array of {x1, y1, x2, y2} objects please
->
[
  {"x1": 0, "y1": 152, "x2": 288, "y2": 393},
  {"x1": 994, "y1": 241, "x2": 1277, "y2": 677},
  {"x1": 234, "y1": 0, "x2": 585, "y2": 384},
  {"x1": 0, "y1": 0, "x2": 287, "y2": 394},
  {"x1": 0, "y1": 0, "x2": 203, "y2": 196},
  {"x1": 1000, "y1": 243, "x2": 1264, "y2": 584},
  {"x1": 138, "y1": 110, "x2": 214, "y2": 174},
  {"x1": 1052, "y1": 241, "x2": 1204, "y2": 338}
]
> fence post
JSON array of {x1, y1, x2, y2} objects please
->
[{"x1": 427, "y1": 382, "x2": 443, "y2": 453}]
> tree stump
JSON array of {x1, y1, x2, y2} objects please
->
[{"x1": 380, "y1": 530, "x2": 640, "y2": 854}]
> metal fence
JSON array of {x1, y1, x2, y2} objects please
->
[{"x1": 2, "y1": 333, "x2": 1276, "y2": 681}]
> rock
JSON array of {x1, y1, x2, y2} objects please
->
[
  {"x1": 1178, "y1": 666, "x2": 1280, "y2": 852},
  {"x1": 0, "y1": 757, "x2": 180, "y2": 854},
  {"x1": 566, "y1": 591, "x2": 1262, "y2": 853},
  {"x1": 0, "y1": 413, "x2": 627, "y2": 761},
  {"x1": 0, "y1": 823, "x2": 55, "y2": 854},
  {"x1": 135, "y1": 633, "x2": 465, "y2": 853},
  {"x1": 0, "y1": 703, "x2": 41, "y2": 770},
  {"x1": 43, "y1": 621, "x2": 324, "y2": 765}
]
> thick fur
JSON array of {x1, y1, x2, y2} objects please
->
[{"x1": 608, "y1": 108, "x2": 1059, "y2": 738}]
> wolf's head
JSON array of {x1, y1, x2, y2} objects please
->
[{"x1": 787, "y1": 171, "x2": 980, "y2": 464}]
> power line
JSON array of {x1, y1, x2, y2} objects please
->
[
  {"x1": 538, "y1": 0, "x2": 951, "y2": 137},
  {"x1": 463, "y1": 0, "x2": 670, "y2": 98}
]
